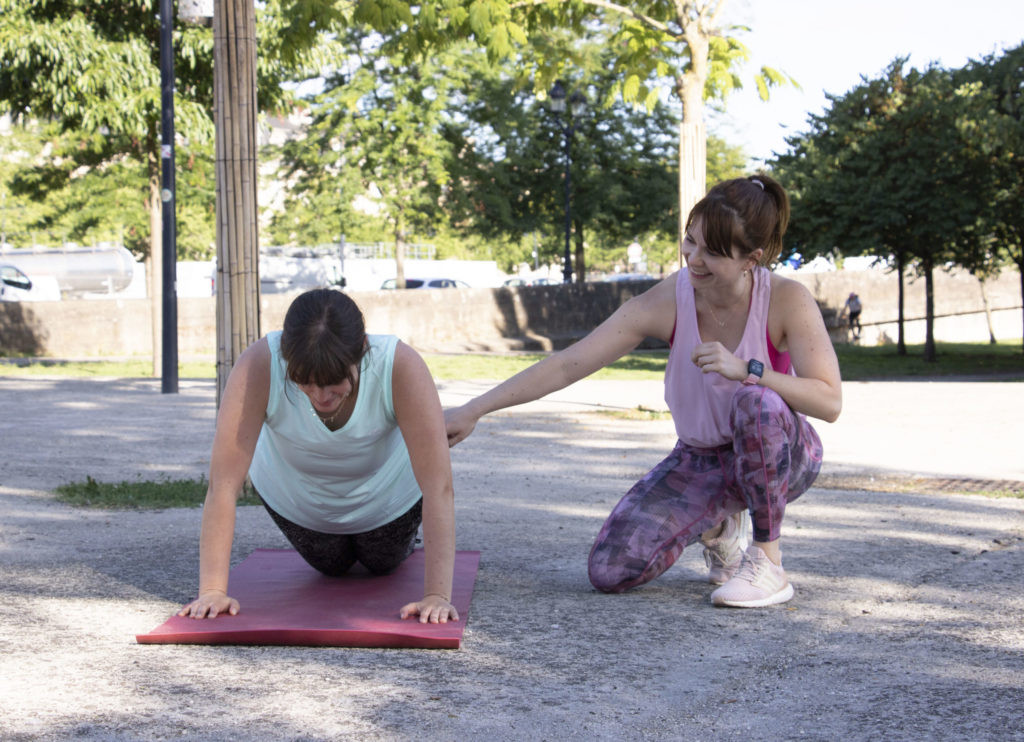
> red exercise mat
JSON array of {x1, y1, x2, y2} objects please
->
[{"x1": 137, "y1": 549, "x2": 480, "y2": 649}]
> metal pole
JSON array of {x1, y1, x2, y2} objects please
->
[
  {"x1": 159, "y1": 0, "x2": 179, "y2": 393},
  {"x1": 561, "y1": 120, "x2": 573, "y2": 284}
]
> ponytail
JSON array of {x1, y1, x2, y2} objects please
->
[{"x1": 688, "y1": 172, "x2": 790, "y2": 266}]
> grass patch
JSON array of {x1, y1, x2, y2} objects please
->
[
  {"x1": 3, "y1": 342, "x2": 1021, "y2": 382},
  {"x1": 835, "y1": 341, "x2": 1024, "y2": 380},
  {"x1": 54, "y1": 475, "x2": 261, "y2": 510},
  {"x1": 0, "y1": 358, "x2": 216, "y2": 378},
  {"x1": 424, "y1": 351, "x2": 668, "y2": 381}
]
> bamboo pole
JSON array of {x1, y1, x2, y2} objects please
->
[{"x1": 213, "y1": 0, "x2": 260, "y2": 406}]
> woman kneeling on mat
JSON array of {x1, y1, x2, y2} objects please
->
[
  {"x1": 180, "y1": 289, "x2": 458, "y2": 623},
  {"x1": 446, "y1": 174, "x2": 841, "y2": 607}
]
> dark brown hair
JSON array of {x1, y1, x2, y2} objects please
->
[
  {"x1": 280, "y1": 289, "x2": 367, "y2": 388},
  {"x1": 685, "y1": 173, "x2": 790, "y2": 266}
]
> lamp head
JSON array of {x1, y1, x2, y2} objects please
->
[{"x1": 549, "y1": 80, "x2": 567, "y2": 114}]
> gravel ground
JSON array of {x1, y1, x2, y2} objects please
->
[{"x1": 0, "y1": 375, "x2": 1022, "y2": 741}]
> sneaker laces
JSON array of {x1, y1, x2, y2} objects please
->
[
  {"x1": 730, "y1": 550, "x2": 763, "y2": 586},
  {"x1": 703, "y1": 543, "x2": 730, "y2": 570}
]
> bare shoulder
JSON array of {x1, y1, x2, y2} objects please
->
[
  {"x1": 228, "y1": 336, "x2": 271, "y2": 384},
  {"x1": 639, "y1": 272, "x2": 679, "y2": 305},
  {"x1": 625, "y1": 272, "x2": 678, "y2": 341},
  {"x1": 392, "y1": 339, "x2": 433, "y2": 384},
  {"x1": 238, "y1": 335, "x2": 271, "y2": 365},
  {"x1": 769, "y1": 273, "x2": 817, "y2": 312},
  {"x1": 393, "y1": 339, "x2": 426, "y2": 371},
  {"x1": 219, "y1": 336, "x2": 271, "y2": 417}
]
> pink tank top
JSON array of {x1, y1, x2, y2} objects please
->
[{"x1": 664, "y1": 266, "x2": 781, "y2": 448}]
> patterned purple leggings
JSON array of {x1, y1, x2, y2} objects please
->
[{"x1": 588, "y1": 386, "x2": 823, "y2": 593}]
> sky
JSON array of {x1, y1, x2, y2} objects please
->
[{"x1": 713, "y1": 0, "x2": 1024, "y2": 165}]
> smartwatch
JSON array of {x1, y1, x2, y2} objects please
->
[{"x1": 742, "y1": 359, "x2": 764, "y2": 386}]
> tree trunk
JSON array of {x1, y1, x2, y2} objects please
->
[
  {"x1": 678, "y1": 120, "x2": 706, "y2": 255},
  {"x1": 213, "y1": 0, "x2": 261, "y2": 406},
  {"x1": 147, "y1": 159, "x2": 162, "y2": 377},
  {"x1": 573, "y1": 217, "x2": 585, "y2": 284},
  {"x1": 674, "y1": 2, "x2": 716, "y2": 260},
  {"x1": 394, "y1": 219, "x2": 406, "y2": 288},
  {"x1": 977, "y1": 275, "x2": 997, "y2": 344},
  {"x1": 1018, "y1": 253, "x2": 1024, "y2": 354},
  {"x1": 895, "y1": 250, "x2": 906, "y2": 355},
  {"x1": 923, "y1": 254, "x2": 936, "y2": 362}
]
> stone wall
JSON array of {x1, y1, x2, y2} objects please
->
[{"x1": 1, "y1": 268, "x2": 1020, "y2": 359}]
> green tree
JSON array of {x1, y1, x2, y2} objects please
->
[
  {"x1": 5, "y1": 119, "x2": 217, "y2": 258},
  {"x1": 273, "y1": 29, "x2": 468, "y2": 286},
  {"x1": 440, "y1": 41, "x2": 681, "y2": 280},
  {"x1": 775, "y1": 60, "x2": 996, "y2": 360},
  {"x1": 355, "y1": 0, "x2": 790, "y2": 249},
  {"x1": 958, "y1": 44, "x2": 1024, "y2": 352},
  {"x1": 0, "y1": 119, "x2": 54, "y2": 246},
  {"x1": 0, "y1": 0, "x2": 344, "y2": 262}
]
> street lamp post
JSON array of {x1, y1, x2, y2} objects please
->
[
  {"x1": 548, "y1": 81, "x2": 586, "y2": 284},
  {"x1": 158, "y1": 0, "x2": 179, "y2": 394}
]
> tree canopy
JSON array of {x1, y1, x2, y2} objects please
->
[
  {"x1": 772, "y1": 45, "x2": 1024, "y2": 356},
  {"x1": 0, "y1": 0, "x2": 344, "y2": 260}
]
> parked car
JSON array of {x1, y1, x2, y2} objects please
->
[
  {"x1": 380, "y1": 277, "x2": 470, "y2": 289},
  {"x1": 502, "y1": 277, "x2": 556, "y2": 287},
  {"x1": 603, "y1": 273, "x2": 657, "y2": 283},
  {"x1": 0, "y1": 264, "x2": 62, "y2": 301}
]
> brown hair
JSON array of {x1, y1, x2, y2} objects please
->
[
  {"x1": 685, "y1": 173, "x2": 790, "y2": 266},
  {"x1": 280, "y1": 289, "x2": 367, "y2": 388}
]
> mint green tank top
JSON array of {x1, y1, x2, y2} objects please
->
[{"x1": 249, "y1": 332, "x2": 421, "y2": 533}]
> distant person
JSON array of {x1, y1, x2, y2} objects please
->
[
  {"x1": 446, "y1": 174, "x2": 842, "y2": 608},
  {"x1": 179, "y1": 289, "x2": 458, "y2": 624},
  {"x1": 844, "y1": 292, "x2": 863, "y2": 338}
]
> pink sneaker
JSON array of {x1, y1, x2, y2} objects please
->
[
  {"x1": 701, "y1": 511, "x2": 749, "y2": 585},
  {"x1": 711, "y1": 545, "x2": 794, "y2": 608}
]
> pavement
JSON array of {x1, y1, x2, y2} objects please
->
[{"x1": 0, "y1": 374, "x2": 1022, "y2": 741}]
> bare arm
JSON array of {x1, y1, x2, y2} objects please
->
[
  {"x1": 769, "y1": 278, "x2": 843, "y2": 421},
  {"x1": 179, "y1": 338, "x2": 271, "y2": 618},
  {"x1": 391, "y1": 341, "x2": 459, "y2": 624},
  {"x1": 445, "y1": 276, "x2": 678, "y2": 445}
]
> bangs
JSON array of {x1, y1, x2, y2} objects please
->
[
  {"x1": 279, "y1": 288, "x2": 368, "y2": 388},
  {"x1": 285, "y1": 341, "x2": 359, "y2": 388},
  {"x1": 689, "y1": 196, "x2": 743, "y2": 259}
]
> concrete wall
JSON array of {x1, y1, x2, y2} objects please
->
[
  {"x1": 1, "y1": 268, "x2": 1020, "y2": 360},
  {"x1": 790, "y1": 267, "x2": 1022, "y2": 346}
]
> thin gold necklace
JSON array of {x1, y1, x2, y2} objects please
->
[
  {"x1": 705, "y1": 301, "x2": 729, "y2": 327},
  {"x1": 703, "y1": 271, "x2": 751, "y2": 327}
]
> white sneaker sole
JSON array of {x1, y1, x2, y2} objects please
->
[{"x1": 711, "y1": 582, "x2": 794, "y2": 608}]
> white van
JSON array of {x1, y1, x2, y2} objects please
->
[{"x1": 0, "y1": 264, "x2": 62, "y2": 301}]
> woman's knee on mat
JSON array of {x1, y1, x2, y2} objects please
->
[
  {"x1": 357, "y1": 541, "x2": 415, "y2": 575},
  {"x1": 302, "y1": 549, "x2": 358, "y2": 577}
]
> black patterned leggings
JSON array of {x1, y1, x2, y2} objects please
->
[{"x1": 259, "y1": 495, "x2": 423, "y2": 576}]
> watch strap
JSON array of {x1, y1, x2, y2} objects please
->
[{"x1": 742, "y1": 358, "x2": 764, "y2": 386}]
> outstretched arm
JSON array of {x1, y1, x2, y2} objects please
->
[
  {"x1": 445, "y1": 276, "x2": 678, "y2": 446},
  {"x1": 392, "y1": 341, "x2": 459, "y2": 624},
  {"x1": 178, "y1": 338, "x2": 271, "y2": 619}
]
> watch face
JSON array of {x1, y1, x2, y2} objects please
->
[{"x1": 749, "y1": 359, "x2": 765, "y2": 376}]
